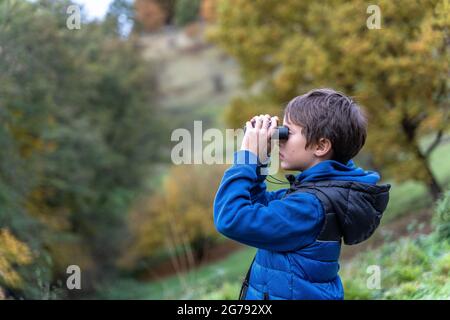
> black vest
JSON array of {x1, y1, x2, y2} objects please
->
[{"x1": 282, "y1": 174, "x2": 391, "y2": 245}]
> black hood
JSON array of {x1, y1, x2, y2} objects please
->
[
  {"x1": 285, "y1": 179, "x2": 391, "y2": 245},
  {"x1": 330, "y1": 181, "x2": 390, "y2": 245}
]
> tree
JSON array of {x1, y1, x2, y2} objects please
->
[
  {"x1": 134, "y1": 0, "x2": 167, "y2": 32},
  {"x1": 134, "y1": 0, "x2": 179, "y2": 31},
  {"x1": 0, "y1": 0, "x2": 167, "y2": 298},
  {"x1": 200, "y1": 0, "x2": 218, "y2": 23},
  {"x1": 174, "y1": 0, "x2": 201, "y2": 27},
  {"x1": 209, "y1": 0, "x2": 449, "y2": 200},
  {"x1": 105, "y1": 0, "x2": 135, "y2": 36}
]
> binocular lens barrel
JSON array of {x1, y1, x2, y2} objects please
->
[
  {"x1": 243, "y1": 125, "x2": 289, "y2": 140},
  {"x1": 275, "y1": 126, "x2": 289, "y2": 140}
]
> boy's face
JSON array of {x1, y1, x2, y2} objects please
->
[{"x1": 279, "y1": 116, "x2": 321, "y2": 171}]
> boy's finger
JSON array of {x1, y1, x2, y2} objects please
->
[
  {"x1": 245, "y1": 121, "x2": 253, "y2": 131},
  {"x1": 270, "y1": 116, "x2": 278, "y2": 128},
  {"x1": 268, "y1": 116, "x2": 277, "y2": 138},
  {"x1": 254, "y1": 116, "x2": 263, "y2": 130},
  {"x1": 262, "y1": 116, "x2": 270, "y2": 131}
]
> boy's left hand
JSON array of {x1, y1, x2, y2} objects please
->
[{"x1": 241, "y1": 114, "x2": 279, "y2": 165}]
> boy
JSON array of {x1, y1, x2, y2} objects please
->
[{"x1": 213, "y1": 88, "x2": 390, "y2": 300}]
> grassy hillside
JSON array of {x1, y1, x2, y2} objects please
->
[
  {"x1": 97, "y1": 243, "x2": 255, "y2": 299},
  {"x1": 100, "y1": 188, "x2": 449, "y2": 300},
  {"x1": 341, "y1": 234, "x2": 450, "y2": 299},
  {"x1": 97, "y1": 138, "x2": 450, "y2": 299}
]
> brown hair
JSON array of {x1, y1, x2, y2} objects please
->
[{"x1": 284, "y1": 88, "x2": 367, "y2": 164}]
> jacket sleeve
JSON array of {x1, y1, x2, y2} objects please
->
[
  {"x1": 213, "y1": 150, "x2": 324, "y2": 251},
  {"x1": 249, "y1": 161, "x2": 287, "y2": 206}
]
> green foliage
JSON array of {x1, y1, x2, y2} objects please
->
[
  {"x1": 341, "y1": 189, "x2": 450, "y2": 299},
  {"x1": 342, "y1": 235, "x2": 450, "y2": 299},
  {"x1": 433, "y1": 190, "x2": 450, "y2": 240},
  {"x1": 174, "y1": 0, "x2": 201, "y2": 26},
  {"x1": 210, "y1": 0, "x2": 449, "y2": 197},
  {"x1": 0, "y1": 0, "x2": 166, "y2": 298},
  {"x1": 199, "y1": 281, "x2": 239, "y2": 300}
]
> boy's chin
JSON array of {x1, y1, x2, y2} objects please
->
[{"x1": 280, "y1": 160, "x2": 302, "y2": 171}]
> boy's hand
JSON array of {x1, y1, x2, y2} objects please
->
[{"x1": 241, "y1": 114, "x2": 279, "y2": 165}]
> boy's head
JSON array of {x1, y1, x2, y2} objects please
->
[{"x1": 279, "y1": 88, "x2": 367, "y2": 171}]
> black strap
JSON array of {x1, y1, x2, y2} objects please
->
[
  {"x1": 238, "y1": 255, "x2": 255, "y2": 300},
  {"x1": 282, "y1": 184, "x2": 343, "y2": 243},
  {"x1": 303, "y1": 186, "x2": 343, "y2": 242}
]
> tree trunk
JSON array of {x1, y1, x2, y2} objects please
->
[
  {"x1": 415, "y1": 145, "x2": 442, "y2": 202},
  {"x1": 423, "y1": 160, "x2": 442, "y2": 202},
  {"x1": 401, "y1": 116, "x2": 443, "y2": 202}
]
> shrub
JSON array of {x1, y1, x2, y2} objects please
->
[{"x1": 433, "y1": 190, "x2": 450, "y2": 240}]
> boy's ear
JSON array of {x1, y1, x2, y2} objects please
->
[{"x1": 314, "y1": 138, "x2": 333, "y2": 158}]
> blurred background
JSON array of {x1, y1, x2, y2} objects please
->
[{"x1": 0, "y1": 0, "x2": 448, "y2": 300}]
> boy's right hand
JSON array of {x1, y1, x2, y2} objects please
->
[{"x1": 242, "y1": 114, "x2": 279, "y2": 163}]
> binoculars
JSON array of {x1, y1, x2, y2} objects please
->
[{"x1": 243, "y1": 119, "x2": 289, "y2": 140}]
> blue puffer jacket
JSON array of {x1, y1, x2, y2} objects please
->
[{"x1": 213, "y1": 150, "x2": 390, "y2": 300}]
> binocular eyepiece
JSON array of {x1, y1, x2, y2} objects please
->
[{"x1": 243, "y1": 120, "x2": 289, "y2": 140}]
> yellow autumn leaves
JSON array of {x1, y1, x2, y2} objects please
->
[{"x1": 0, "y1": 229, "x2": 33, "y2": 290}]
